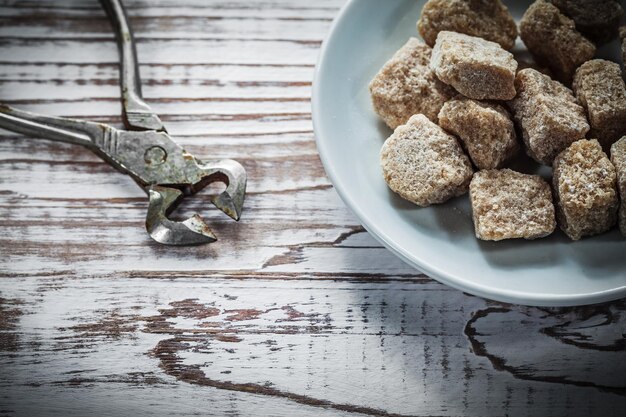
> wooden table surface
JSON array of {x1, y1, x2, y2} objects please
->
[{"x1": 0, "y1": 1, "x2": 625, "y2": 416}]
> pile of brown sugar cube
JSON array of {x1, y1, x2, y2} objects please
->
[{"x1": 372, "y1": 0, "x2": 626, "y2": 241}]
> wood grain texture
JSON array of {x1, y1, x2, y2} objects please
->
[{"x1": 0, "y1": 1, "x2": 625, "y2": 416}]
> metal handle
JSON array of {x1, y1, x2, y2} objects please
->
[
  {"x1": 0, "y1": 104, "x2": 102, "y2": 148},
  {"x1": 100, "y1": 0, "x2": 164, "y2": 132}
]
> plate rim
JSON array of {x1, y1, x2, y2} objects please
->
[{"x1": 311, "y1": 0, "x2": 626, "y2": 307}]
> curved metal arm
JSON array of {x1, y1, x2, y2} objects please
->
[
  {"x1": 146, "y1": 186, "x2": 217, "y2": 245},
  {"x1": 100, "y1": 0, "x2": 164, "y2": 132},
  {"x1": 195, "y1": 159, "x2": 247, "y2": 221}
]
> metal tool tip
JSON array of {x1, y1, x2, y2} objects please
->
[
  {"x1": 208, "y1": 159, "x2": 246, "y2": 221},
  {"x1": 212, "y1": 191, "x2": 243, "y2": 221},
  {"x1": 146, "y1": 186, "x2": 218, "y2": 245}
]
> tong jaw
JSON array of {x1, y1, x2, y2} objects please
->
[
  {"x1": 145, "y1": 158, "x2": 247, "y2": 246},
  {"x1": 143, "y1": 159, "x2": 247, "y2": 246},
  {"x1": 146, "y1": 158, "x2": 246, "y2": 246},
  {"x1": 105, "y1": 130, "x2": 246, "y2": 246},
  {"x1": 146, "y1": 186, "x2": 217, "y2": 245},
  {"x1": 196, "y1": 159, "x2": 247, "y2": 222}
]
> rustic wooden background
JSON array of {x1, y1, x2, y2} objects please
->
[{"x1": 0, "y1": 1, "x2": 625, "y2": 416}]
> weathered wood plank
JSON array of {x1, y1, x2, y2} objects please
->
[
  {"x1": 0, "y1": 0, "x2": 344, "y2": 13},
  {"x1": 0, "y1": 13, "x2": 335, "y2": 40},
  {"x1": 0, "y1": 32, "x2": 323, "y2": 63},
  {"x1": 0, "y1": 64, "x2": 314, "y2": 103},
  {"x1": 1, "y1": 278, "x2": 625, "y2": 417}
]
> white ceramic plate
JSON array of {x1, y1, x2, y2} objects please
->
[{"x1": 312, "y1": 0, "x2": 626, "y2": 306}]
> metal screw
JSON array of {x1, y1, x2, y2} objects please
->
[{"x1": 144, "y1": 146, "x2": 167, "y2": 165}]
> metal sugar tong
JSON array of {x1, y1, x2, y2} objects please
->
[{"x1": 0, "y1": 0, "x2": 246, "y2": 245}]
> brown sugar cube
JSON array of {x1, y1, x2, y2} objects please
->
[
  {"x1": 519, "y1": 0, "x2": 596, "y2": 83},
  {"x1": 508, "y1": 69, "x2": 590, "y2": 165},
  {"x1": 417, "y1": 0, "x2": 517, "y2": 50},
  {"x1": 430, "y1": 31, "x2": 517, "y2": 100},
  {"x1": 552, "y1": 0, "x2": 624, "y2": 45},
  {"x1": 380, "y1": 114, "x2": 473, "y2": 207},
  {"x1": 469, "y1": 169, "x2": 556, "y2": 241},
  {"x1": 438, "y1": 97, "x2": 518, "y2": 170},
  {"x1": 610, "y1": 137, "x2": 626, "y2": 236},
  {"x1": 369, "y1": 38, "x2": 455, "y2": 129},
  {"x1": 573, "y1": 60, "x2": 626, "y2": 149},
  {"x1": 553, "y1": 139, "x2": 619, "y2": 240}
]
